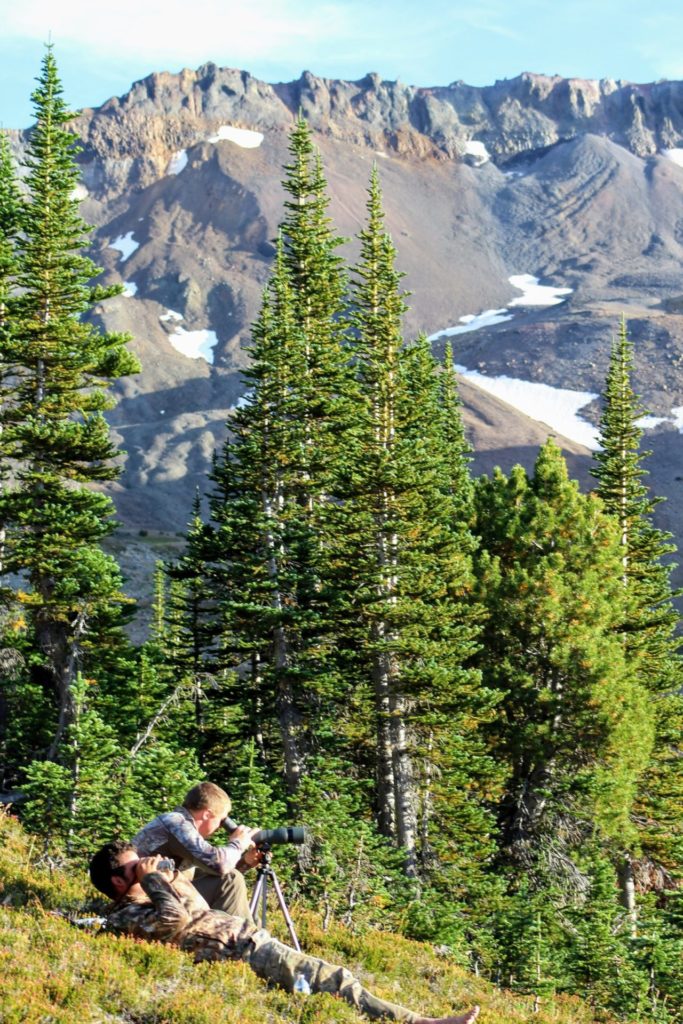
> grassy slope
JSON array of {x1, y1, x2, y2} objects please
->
[{"x1": 0, "y1": 810, "x2": 609, "y2": 1024}]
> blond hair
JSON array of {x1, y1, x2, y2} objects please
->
[{"x1": 183, "y1": 781, "x2": 231, "y2": 815}]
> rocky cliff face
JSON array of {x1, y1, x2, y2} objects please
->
[
  {"x1": 69, "y1": 67, "x2": 683, "y2": 192},
  {"x1": 10, "y1": 65, "x2": 683, "y2": 618}
]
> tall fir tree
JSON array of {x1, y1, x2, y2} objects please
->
[
  {"x1": 0, "y1": 133, "x2": 22, "y2": 590},
  {"x1": 206, "y1": 118, "x2": 359, "y2": 798},
  {"x1": 0, "y1": 48, "x2": 140, "y2": 762},
  {"x1": 473, "y1": 441, "x2": 655, "y2": 876},
  {"x1": 591, "y1": 317, "x2": 683, "y2": 916},
  {"x1": 339, "y1": 168, "x2": 493, "y2": 893}
]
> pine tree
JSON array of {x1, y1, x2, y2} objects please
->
[
  {"x1": 206, "y1": 119, "x2": 358, "y2": 797},
  {"x1": 339, "y1": 169, "x2": 492, "y2": 890},
  {"x1": 0, "y1": 48, "x2": 140, "y2": 759},
  {"x1": 591, "y1": 318, "x2": 683, "y2": 908},
  {"x1": 473, "y1": 441, "x2": 655, "y2": 876}
]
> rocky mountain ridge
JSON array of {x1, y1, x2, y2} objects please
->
[
  {"x1": 9, "y1": 63, "x2": 683, "y2": 618},
  {"x1": 64, "y1": 66, "x2": 683, "y2": 193}
]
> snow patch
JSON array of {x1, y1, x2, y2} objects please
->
[
  {"x1": 670, "y1": 408, "x2": 683, "y2": 432},
  {"x1": 428, "y1": 309, "x2": 512, "y2": 341},
  {"x1": 167, "y1": 327, "x2": 218, "y2": 363},
  {"x1": 454, "y1": 363, "x2": 599, "y2": 450},
  {"x1": 375, "y1": 151, "x2": 389, "y2": 159},
  {"x1": 71, "y1": 183, "x2": 88, "y2": 200},
  {"x1": 207, "y1": 125, "x2": 264, "y2": 148},
  {"x1": 428, "y1": 274, "x2": 571, "y2": 342},
  {"x1": 122, "y1": 281, "x2": 138, "y2": 297},
  {"x1": 464, "y1": 140, "x2": 490, "y2": 166},
  {"x1": 508, "y1": 274, "x2": 573, "y2": 307},
  {"x1": 110, "y1": 232, "x2": 139, "y2": 262},
  {"x1": 663, "y1": 148, "x2": 683, "y2": 167},
  {"x1": 159, "y1": 309, "x2": 184, "y2": 322},
  {"x1": 167, "y1": 150, "x2": 188, "y2": 175},
  {"x1": 636, "y1": 415, "x2": 670, "y2": 430}
]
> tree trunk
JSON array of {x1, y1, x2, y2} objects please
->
[
  {"x1": 372, "y1": 634, "x2": 396, "y2": 837},
  {"x1": 390, "y1": 691, "x2": 418, "y2": 877},
  {"x1": 263, "y1": 484, "x2": 303, "y2": 794},
  {"x1": 619, "y1": 853, "x2": 638, "y2": 938}
]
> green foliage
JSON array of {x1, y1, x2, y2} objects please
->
[
  {"x1": 591, "y1": 318, "x2": 683, "y2": 877},
  {"x1": 0, "y1": 47, "x2": 140, "y2": 776},
  {"x1": 474, "y1": 441, "x2": 654, "y2": 865},
  {"x1": 1, "y1": 809, "x2": 623, "y2": 1024},
  {"x1": 293, "y1": 757, "x2": 409, "y2": 932}
]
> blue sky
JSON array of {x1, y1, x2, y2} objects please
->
[{"x1": 2, "y1": 0, "x2": 683, "y2": 128}]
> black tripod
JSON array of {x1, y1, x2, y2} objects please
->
[{"x1": 249, "y1": 845, "x2": 301, "y2": 951}]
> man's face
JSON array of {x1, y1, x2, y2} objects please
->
[{"x1": 110, "y1": 849, "x2": 140, "y2": 897}]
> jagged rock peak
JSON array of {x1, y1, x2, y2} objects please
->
[{"x1": 57, "y1": 63, "x2": 683, "y2": 195}]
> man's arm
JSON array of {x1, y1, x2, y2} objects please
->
[{"x1": 106, "y1": 860, "x2": 192, "y2": 944}]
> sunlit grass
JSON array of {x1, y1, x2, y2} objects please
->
[{"x1": 0, "y1": 809, "x2": 614, "y2": 1024}]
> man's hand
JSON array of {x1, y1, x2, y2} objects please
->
[
  {"x1": 136, "y1": 855, "x2": 175, "y2": 881},
  {"x1": 228, "y1": 824, "x2": 260, "y2": 853},
  {"x1": 239, "y1": 846, "x2": 265, "y2": 870}
]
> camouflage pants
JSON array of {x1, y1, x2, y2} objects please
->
[{"x1": 243, "y1": 931, "x2": 419, "y2": 1022}]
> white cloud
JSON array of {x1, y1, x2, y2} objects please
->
[{"x1": 4, "y1": 0, "x2": 352, "y2": 67}]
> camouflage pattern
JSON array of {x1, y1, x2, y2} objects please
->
[
  {"x1": 105, "y1": 871, "x2": 419, "y2": 1021},
  {"x1": 132, "y1": 805, "x2": 244, "y2": 875}
]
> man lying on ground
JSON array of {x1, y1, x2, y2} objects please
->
[
  {"x1": 89, "y1": 842, "x2": 480, "y2": 1024},
  {"x1": 132, "y1": 781, "x2": 259, "y2": 922}
]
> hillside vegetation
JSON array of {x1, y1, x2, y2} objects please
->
[{"x1": 0, "y1": 809, "x2": 608, "y2": 1024}]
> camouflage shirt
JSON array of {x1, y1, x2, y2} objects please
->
[
  {"x1": 132, "y1": 805, "x2": 244, "y2": 876},
  {"x1": 105, "y1": 870, "x2": 259, "y2": 962}
]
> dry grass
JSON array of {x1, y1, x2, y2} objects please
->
[{"x1": 0, "y1": 809, "x2": 614, "y2": 1024}]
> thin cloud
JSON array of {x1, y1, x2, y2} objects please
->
[{"x1": 2, "y1": 0, "x2": 354, "y2": 65}]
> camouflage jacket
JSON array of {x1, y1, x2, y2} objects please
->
[
  {"x1": 132, "y1": 805, "x2": 244, "y2": 876},
  {"x1": 105, "y1": 870, "x2": 258, "y2": 961}
]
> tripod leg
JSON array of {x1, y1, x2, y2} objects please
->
[
  {"x1": 270, "y1": 870, "x2": 301, "y2": 951},
  {"x1": 249, "y1": 871, "x2": 266, "y2": 928},
  {"x1": 253, "y1": 870, "x2": 269, "y2": 929}
]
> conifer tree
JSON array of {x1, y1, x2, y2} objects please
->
[
  {"x1": 164, "y1": 492, "x2": 215, "y2": 754},
  {"x1": 340, "y1": 169, "x2": 491, "y2": 888},
  {"x1": 0, "y1": 48, "x2": 140, "y2": 758},
  {"x1": 473, "y1": 441, "x2": 654, "y2": 876},
  {"x1": 0, "y1": 133, "x2": 21, "y2": 586},
  {"x1": 591, "y1": 318, "x2": 683, "y2": 914},
  {"x1": 206, "y1": 120, "x2": 358, "y2": 796}
]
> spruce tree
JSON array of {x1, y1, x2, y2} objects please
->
[
  {"x1": 339, "y1": 169, "x2": 492, "y2": 891},
  {"x1": 474, "y1": 441, "x2": 654, "y2": 873},
  {"x1": 0, "y1": 48, "x2": 140, "y2": 759},
  {"x1": 206, "y1": 119, "x2": 358, "y2": 797},
  {"x1": 591, "y1": 319, "x2": 683, "y2": 904},
  {"x1": 0, "y1": 132, "x2": 21, "y2": 589}
]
